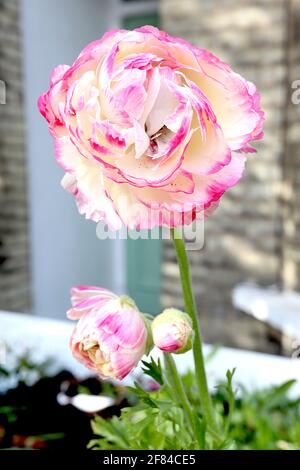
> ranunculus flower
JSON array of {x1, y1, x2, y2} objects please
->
[
  {"x1": 67, "y1": 286, "x2": 151, "y2": 380},
  {"x1": 152, "y1": 308, "x2": 194, "y2": 354},
  {"x1": 38, "y1": 26, "x2": 264, "y2": 229}
]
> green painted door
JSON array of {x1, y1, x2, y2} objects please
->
[
  {"x1": 127, "y1": 234, "x2": 161, "y2": 315},
  {"x1": 123, "y1": 9, "x2": 161, "y2": 315}
]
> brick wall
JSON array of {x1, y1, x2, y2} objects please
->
[
  {"x1": 161, "y1": 0, "x2": 299, "y2": 351},
  {"x1": 281, "y1": 0, "x2": 300, "y2": 290},
  {"x1": 0, "y1": 0, "x2": 31, "y2": 311}
]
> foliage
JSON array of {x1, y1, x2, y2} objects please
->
[
  {"x1": 89, "y1": 358, "x2": 231, "y2": 450},
  {"x1": 89, "y1": 360, "x2": 300, "y2": 451},
  {"x1": 218, "y1": 379, "x2": 300, "y2": 450}
]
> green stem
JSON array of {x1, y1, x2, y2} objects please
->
[
  {"x1": 171, "y1": 228, "x2": 219, "y2": 435},
  {"x1": 164, "y1": 353, "x2": 203, "y2": 447}
]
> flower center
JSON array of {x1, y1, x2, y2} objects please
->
[
  {"x1": 146, "y1": 125, "x2": 172, "y2": 158},
  {"x1": 86, "y1": 344, "x2": 107, "y2": 365}
]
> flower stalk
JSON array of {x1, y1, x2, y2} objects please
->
[
  {"x1": 164, "y1": 353, "x2": 203, "y2": 447},
  {"x1": 171, "y1": 228, "x2": 219, "y2": 436}
]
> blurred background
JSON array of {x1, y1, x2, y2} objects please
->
[{"x1": 0, "y1": 0, "x2": 300, "y2": 357}]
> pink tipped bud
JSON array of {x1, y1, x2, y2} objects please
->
[{"x1": 151, "y1": 308, "x2": 194, "y2": 354}]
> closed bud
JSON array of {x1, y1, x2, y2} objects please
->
[{"x1": 151, "y1": 308, "x2": 194, "y2": 354}]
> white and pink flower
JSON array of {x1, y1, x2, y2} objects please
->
[
  {"x1": 67, "y1": 286, "x2": 150, "y2": 380},
  {"x1": 152, "y1": 308, "x2": 194, "y2": 354},
  {"x1": 39, "y1": 26, "x2": 264, "y2": 229}
]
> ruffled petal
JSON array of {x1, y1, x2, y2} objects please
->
[
  {"x1": 182, "y1": 121, "x2": 231, "y2": 176},
  {"x1": 185, "y1": 56, "x2": 264, "y2": 152},
  {"x1": 56, "y1": 137, "x2": 122, "y2": 229}
]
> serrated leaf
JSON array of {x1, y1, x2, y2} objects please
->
[
  {"x1": 91, "y1": 416, "x2": 128, "y2": 449},
  {"x1": 141, "y1": 356, "x2": 164, "y2": 385}
]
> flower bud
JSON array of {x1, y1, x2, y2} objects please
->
[
  {"x1": 151, "y1": 308, "x2": 194, "y2": 354},
  {"x1": 67, "y1": 286, "x2": 151, "y2": 380}
]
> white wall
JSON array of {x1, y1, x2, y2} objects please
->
[{"x1": 20, "y1": 0, "x2": 124, "y2": 318}]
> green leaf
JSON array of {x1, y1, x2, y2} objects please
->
[
  {"x1": 0, "y1": 366, "x2": 9, "y2": 377},
  {"x1": 216, "y1": 368, "x2": 237, "y2": 437},
  {"x1": 91, "y1": 416, "x2": 129, "y2": 449},
  {"x1": 193, "y1": 414, "x2": 206, "y2": 449},
  {"x1": 127, "y1": 382, "x2": 159, "y2": 408},
  {"x1": 264, "y1": 380, "x2": 297, "y2": 409},
  {"x1": 216, "y1": 438, "x2": 236, "y2": 450},
  {"x1": 141, "y1": 356, "x2": 164, "y2": 385}
]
